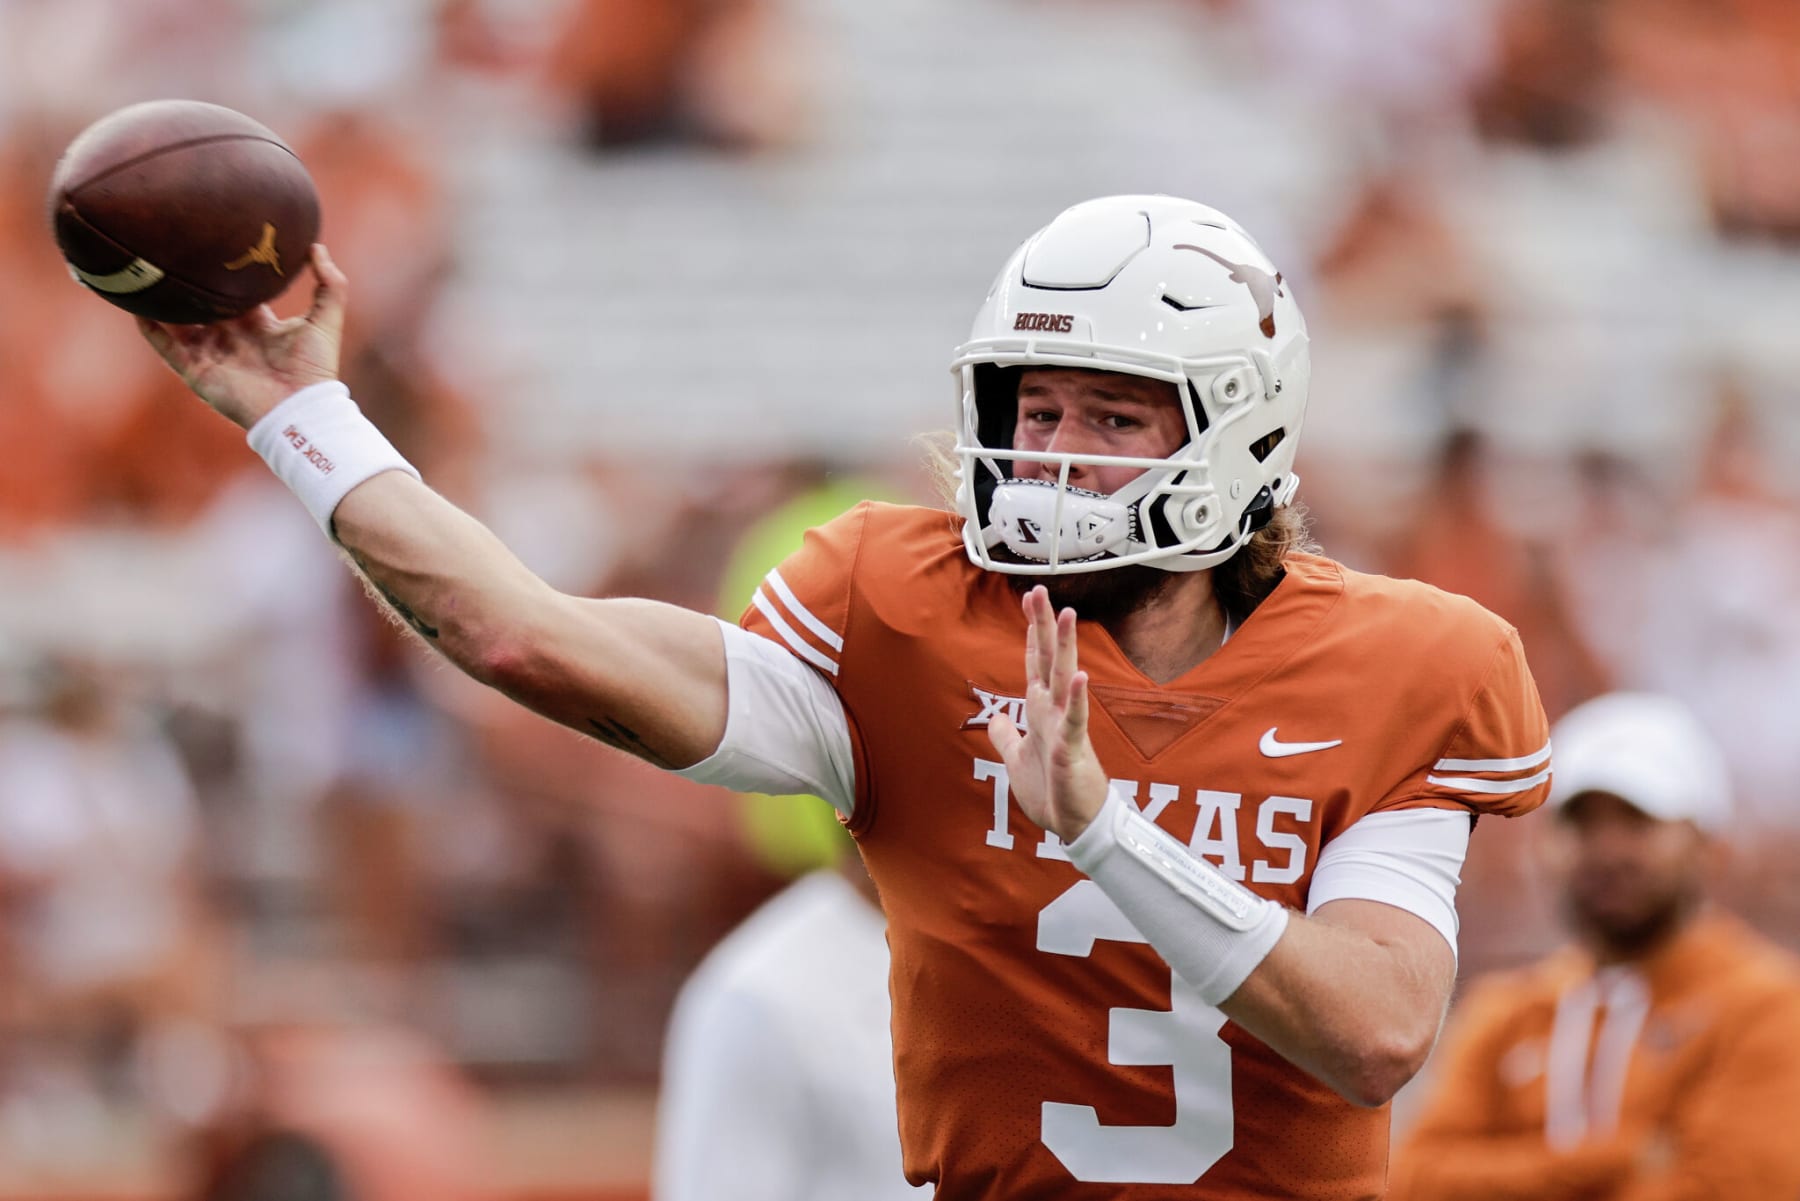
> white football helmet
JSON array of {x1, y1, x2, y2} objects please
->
[{"x1": 952, "y1": 195, "x2": 1311, "y2": 574}]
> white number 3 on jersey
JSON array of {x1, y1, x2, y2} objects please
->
[{"x1": 1037, "y1": 880, "x2": 1235, "y2": 1183}]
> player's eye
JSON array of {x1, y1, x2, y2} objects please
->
[{"x1": 1101, "y1": 413, "x2": 1141, "y2": 431}]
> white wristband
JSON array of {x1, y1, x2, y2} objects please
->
[
  {"x1": 246, "y1": 381, "x2": 420, "y2": 536},
  {"x1": 1067, "y1": 783, "x2": 1289, "y2": 1006}
]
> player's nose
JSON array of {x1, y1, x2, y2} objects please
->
[{"x1": 1041, "y1": 425, "x2": 1097, "y2": 484}]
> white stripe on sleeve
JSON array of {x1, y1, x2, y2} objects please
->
[
  {"x1": 1434, "y1": 740, "x2": 1552, "y2": 774},
  {"x1": 1425, "y1": 766, "x2": 1554, "y2": 796},
  {"x1": 1306, "y1": 809, "x2": 1472, "y2": 957},
  {"x1": 763, "y1": 568, "x2": 844, "y2": 652},
  {"x1": 751, "y1": 589, "x2": 839, "y2": 676},
  {"x1": 675, "y1": 620, "x2": 856, "y2": 817}
]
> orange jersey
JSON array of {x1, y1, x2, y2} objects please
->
[
  {"x1": 1388, "y1": 912, "x2": 1800, "y2": 1201},
  {"x1": 743, "y1": 503, "x2": 1551, "y2": 1200}
]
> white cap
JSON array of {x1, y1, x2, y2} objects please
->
[{"x1": 1547, "y1": 693, "x2": 1733, "y2": 833}]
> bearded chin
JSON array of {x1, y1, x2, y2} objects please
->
[
  {"x1": 1566, "y1": 885, "x2": 1698, "y2": 960},
  {"x1": 998, "y1": 553, "x2": 1176, "y2": 625}
]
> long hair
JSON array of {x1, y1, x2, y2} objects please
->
[
  {"x1": 1212, "y1": 502, "x2": 1316, "y2": 625},
  {"x1": 915, "y1": 431, "x2": 1316, "y2": 624}
]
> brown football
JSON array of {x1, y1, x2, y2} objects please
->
[{"x1": 48, "y1": 99, "x2": 321, "y2": 324}]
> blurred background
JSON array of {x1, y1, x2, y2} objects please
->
[{"x1": 2, "y1": 0, "x2": 1798, "y2": 1196}]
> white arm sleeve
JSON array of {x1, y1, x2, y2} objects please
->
[
  {"x1": 674, "y1": 619, "x2": 857, "y2": 817},
  {"x1": 1306, "y1": 808, "x2": 1471, "y2": 957}
]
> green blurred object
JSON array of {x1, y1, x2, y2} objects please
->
[
  {"x1": 720, "y1": 474, "x2": 895, "y2": 876},
  {"x1": 717, "y1": 476, "x2": 893, "y2": 618},
  {"x1": 740, "y1": 790, "x2": 854, "y2": 875}
]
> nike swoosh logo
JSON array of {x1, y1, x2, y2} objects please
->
[{"x1": 1259, "y1": 728, "x2": 1343, "y2": 758}]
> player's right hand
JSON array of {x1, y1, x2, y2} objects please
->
[{"x1": 137, "y1": 243, "x2": 348, "y2": 430}]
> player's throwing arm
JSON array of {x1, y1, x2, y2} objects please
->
[{"x1": 136, "y1": 246, "x2": 732, "y2": 772}]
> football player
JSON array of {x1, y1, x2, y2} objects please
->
[{"x1": 138, "y1": 196, "x2": 1551, "y2": 1199}]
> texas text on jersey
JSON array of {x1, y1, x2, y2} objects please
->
[{"x1": 743, "y1": 502, "x2": 1550, "y2": 1201}]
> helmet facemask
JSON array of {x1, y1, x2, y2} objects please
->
[{"x1": 955, "y1": 351, "x2": 1302, "y2": 575}]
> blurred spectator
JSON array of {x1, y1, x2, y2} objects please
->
[
  {"x1": 1387, "y1": 428, "x2": 1609, "y2": 721},
  {"x1": 192, "y1": 1010, "x2": 488, "y2": 1201},
  {"x1": 1389, "y1": 693, "x2": 1800, "y2": 1199},
  {"x1": 0, "y1": 0, "x2": 249, "y2": 119},
  {"x1": 0, "y1": 659, "x2": 225, "y2": 1170},
  {"x1": 1231, "y1": 0, "x2": 1504, "y2": 138},
  {"x1": 1605, "y1": 0, "x2": 1800, "y2": 240},
  {"x1": 1563, "y1": 394, "x2": 1800, "y2": 830},
  {"x1": 1313, "y1": 174, "x2": 1487, "y2": 334},
  {"x1": 436, "y1": 0, "x2": 548, "y2": 78},
  {"x1": 289, "y1": 108, "x2": 450, "y2": 355},
  {"x1": 1470, "y1": 0, "x2": 1615, "y2": 149},
  {"x1": 544, "y1": 0, "x2": 809, "y2": 151},
  {"x1": 0, "y1": 659, "x2": 217, "y2": 1035},
  {"x1": 1301, "y1": 171, "x2": 1490, "y2": 562},
  {"x1": 315, "y1": 609, "x2": 482, "y2": 979},
  {"x1": 654, "y1": 856, "x2": 923, "y2": 1201}
]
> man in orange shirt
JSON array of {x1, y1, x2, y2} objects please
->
[
  {"x1": 1389, "y1": 692, "x2": 1800, "y2": 1201},
  {"x1": 134, "y1": 196, "x2": 1551, "y2": 1198}
]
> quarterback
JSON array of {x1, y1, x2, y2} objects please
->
[{"x1": 138, "y1": 196, "x2": 1551, "y2": 1199}]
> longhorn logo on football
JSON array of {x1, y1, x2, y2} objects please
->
[{"x1": 225, "y1": 223, "x2": 283, "y2": 276}]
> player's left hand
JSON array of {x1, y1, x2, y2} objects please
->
[{"x1": 987, "y1": 586, "x2": 1112, "y2": 843}]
